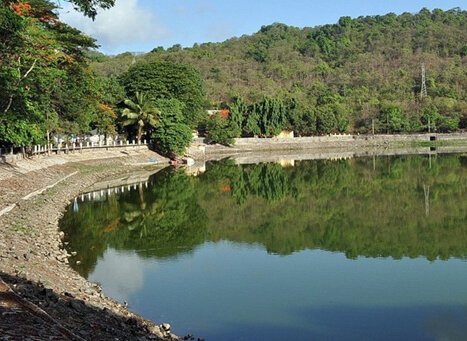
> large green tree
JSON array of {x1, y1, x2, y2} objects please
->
[
  {"x1": 151, "y1": 98, "x2": 193, "y2": 156},
  {"x1": 0, "y1": 0, "x2": 101, "y2": 146},
  {"x1": 120, "y1": 60, "x2": 206, "y2": 128}
]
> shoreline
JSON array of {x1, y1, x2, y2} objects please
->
[
  {"x1": 187, "y1": 132, "x2": 467, "y2": 159},
  {"x1": 1, "y1": 135, "x2": 466, "y2": 339},
  {"x1": 0, "y1": 150, "x2": 179, "y2": 340}
]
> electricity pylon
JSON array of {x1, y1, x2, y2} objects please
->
[{"x1": 420, "y1": 63, "x2": 427, "y2": 100}]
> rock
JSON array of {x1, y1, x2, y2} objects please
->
[
  {"x1": 161, "y1": 323, "x2": 171, "y2": 332},
  {"x1": 69, "y1": 299, "x2": 85, "y2": 312}
]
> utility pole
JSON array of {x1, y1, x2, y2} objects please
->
[
  {"x1": 46, "y1": 111, "x2": 50, "y2": 155},
  {"x1": 420, "y1": 63, "x2": 430, "y2": 133},
  {"x1": 423, "y1": 184, "x2": 430, "y2": 217}
]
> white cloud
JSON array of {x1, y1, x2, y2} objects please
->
[
  {"x1": 59, "y1": 0, "x2": 169, "y2": 53},
  {"x1": 89, "y1": 248, "x2": 148, "y2": 303}
]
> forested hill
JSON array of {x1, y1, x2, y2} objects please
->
[{"x1": 92, "y1": 8, "x2": 467, "y2": 133}]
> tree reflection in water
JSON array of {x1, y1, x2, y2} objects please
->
[{"x1": 61, "y1": 154, "x2": 467, "y2": 277}]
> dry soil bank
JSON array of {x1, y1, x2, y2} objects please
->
[{"x1": 0, "y1": 149, "x2": 181, "y2": 340}]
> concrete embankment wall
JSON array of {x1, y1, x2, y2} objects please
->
[
  {"x1": 0, "y1": 146, "x2": 168, "y2": 182},
  {"x1": 188, "y1": 133, "x2": 467, "y2": 158},
  {"x1": 0, "y1": 144, "x2": 151, "y2": 164}
]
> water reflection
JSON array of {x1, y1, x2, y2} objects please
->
[{"x1": 61, "y1": 154, "x2": 467, "y2": 277}]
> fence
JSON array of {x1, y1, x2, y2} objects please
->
[{"x1": 0, "y1": 139, "x2": 149, "y2": 163}]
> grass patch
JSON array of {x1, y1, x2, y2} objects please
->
[
  {"x1": 408, "y1": 139, "x2": 467, "y2": 148},
  {"x1": 9, "y1": 222, "x2": 32, "y2": 236}
]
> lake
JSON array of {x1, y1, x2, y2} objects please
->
[{"x1": 60, "y1": 153, "x2": 467, "y2": 340}]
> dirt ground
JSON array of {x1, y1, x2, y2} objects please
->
[{"x1": 0, "y1": 150, "x2": 184, "y2": 340}]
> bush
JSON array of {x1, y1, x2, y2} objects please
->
[
  {"x1": 152, "y1": 121, "x2": 192, "y2": 156},
  {"x1": 206, "y1": 114, "x2": 240, "y2": 146}
]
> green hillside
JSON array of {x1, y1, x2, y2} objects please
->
[{"x1": 92, "y1": 8, "x2": 467, "y2": 134}]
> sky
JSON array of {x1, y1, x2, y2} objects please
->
[{"x1": 59, "y1": 0, "x2": 466, "y2": 55}]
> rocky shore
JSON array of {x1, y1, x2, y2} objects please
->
[{"x1": 0, "y1": 149, "x2": 181, "y2": 340}]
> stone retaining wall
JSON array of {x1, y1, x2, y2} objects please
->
[{"x1": 188, "y1": 133, "x2": 467, "y2": 157}]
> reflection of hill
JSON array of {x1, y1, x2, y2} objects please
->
[
  {"x1": 200, "y1": 156, "x2": 467, "y2": 260},
  {"x1": 61, "y1": 154, "x2": 467, "y2": 277}
]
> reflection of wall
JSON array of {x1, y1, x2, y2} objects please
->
[
  {"x1": 276, "y1": 130, "x2": 294, "y2": 138},
  {"x1": 185, "y1": 162, "x2": 206, "y2": 176},
  {"x1": 278, "y1": 159, "x2": 295, "y2": 167},
  {"x1": 76, "y1": 181, "x2": 151, "y2": 206}
]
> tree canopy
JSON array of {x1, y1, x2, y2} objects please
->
[
  {"x1": 120, "y1": 61, "x2": 206, "y2": 128},
  {"x1": 65, "y1": 0, "x2": 115, "y2": 19},
  {"x1": 0, "y1": 0, "x2": 102, "y2": 146}
]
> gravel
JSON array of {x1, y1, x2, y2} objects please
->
[{"x1": 0, "y1": 151, "x2": 180, "y2": 340}]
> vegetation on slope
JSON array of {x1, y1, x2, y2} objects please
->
[{"x1": 93, "y1": 8, "x2": 467, "y2": 135}]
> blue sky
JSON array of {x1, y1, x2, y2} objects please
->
[{"x1": 59, "y1": 0, "x2": 466, "y2": 55}]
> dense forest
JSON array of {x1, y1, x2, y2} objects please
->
[
  {"x1": 1, "y1": 5, "x2": 466, "y2": 150},
  {"x1": 93, "y1": 8, "x2": 467, "y2": 136}
]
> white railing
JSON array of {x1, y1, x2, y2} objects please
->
[
  {"x1": 30, "y1": 139, "x2": 149, "y2": 156},
  {"x1": 0, "y1": 139, "x2": 149, "y2": 162}
]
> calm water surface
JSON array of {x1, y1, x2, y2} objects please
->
[{"x1": 60, "y1": 154, "x2": 467, "y2": 340}]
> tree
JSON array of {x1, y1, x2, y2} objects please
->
[
  {"x1": 151, "y1": 98, "x2": 192, "y2": 156},
  {"x1": 121, "y1": 92, "x2": 159, "y2": 142},
  {"x1": 120, "y1": 60, "x2": 206, "y2": 128},
  {"x1": 229, "y1": 96, "x2": 248, "y2": 131},
  {"x1": 316, "y1": 107, "x2": 337, "y2": 134},
  {"x1": 380, "y1": 104, "x2": 407, "y2": 133},
  {"x1": 0, "y1": 0, "x2": 100, "y2": 146},
  {"x1": 251, "y1": 97, "x2": 287, "y2": 137},
  {"x1": 206, "y1": 113, "x2": 240, "y2": 146}
]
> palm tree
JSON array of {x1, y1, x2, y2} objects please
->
[{"x1": 122, "y1": 92, "x2": 159, "y2": 142}]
